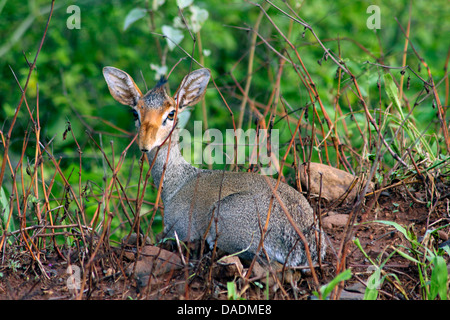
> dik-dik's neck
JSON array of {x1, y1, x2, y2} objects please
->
[{"x1": 147, "y1": 129, "x2": 200, "y2": 202}]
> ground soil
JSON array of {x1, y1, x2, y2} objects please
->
[{"x1": 1, "y1": 182, "x2": 449, "y2": 300}]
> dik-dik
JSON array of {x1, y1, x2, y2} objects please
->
[{"x1": 103, "y1": 66, "x2": 324, "y2": 266}]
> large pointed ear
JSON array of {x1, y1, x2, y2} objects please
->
[
  {"x1": 103, "y1": 67, "x2": 143, "y2": 106},
  {"x1": 173, "y1": 68, "x2": 210, "y2": 109}
]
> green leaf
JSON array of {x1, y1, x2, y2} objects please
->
[
  {"x1": 227, "y1": 281, "x2": 245, "y2": 300},
  {"x1": 123, "y1": 8, "x2": 146, "y2": 31},
  {"x1": 373, "y1": 220, "x2": 411, "y2": 241},
  {"x1": 354, "y1": 237, "x2": 376, "y2": 265},
  {"x1": 429, "y1": 256, "x2": 448, "y2": 300},
  {"x1": 189, "y1": 5, "x2": 209, "y2": 32},
  {"x1": 152, "y1": 0, "x2": 165, "y2": 11},
  {"x1": 162, "y1": 25, "x2": 184, "y2": 51},
  {"x1": 383, "y1": 73, "x2": 401, "y2": 110},
  {"x1": 315, "y1": 269, "x2": 352, "y2": 299},
  {"x1": 392, "y1": 246, "x2": 421, "y2": 264},
  {"x1": 177, "y1": 0, "x2": 193, "y2": 9},
  {"x1": 364, "y1": 267, "x2": 382, "y2": 300},
  {"x1": 0, "y1": 187, "x2": 13, "y2": 232}
]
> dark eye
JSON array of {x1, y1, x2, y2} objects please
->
[
  {"x1": 167, "y1": 110, "x2": 175, "y2": 121},
  {"x1": 131, "y1": 109, "x2": 139, "y2": 121}
]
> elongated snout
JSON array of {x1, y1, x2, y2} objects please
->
[{"x1": 138, "y1": 122, "x2": 160, "y2": 153}]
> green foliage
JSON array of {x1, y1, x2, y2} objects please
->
[
  {"x1": 0, "y1": 1, "x2": 448, "y2": 300},
  {"x1": 354, "y1": 237, "x2": 400, "y2": 300},
  {"x1": 123, "y1": 8, "x2": 147, "y2": 31},
  {"x1": 0, "y1": 187, "x2": 13, "y2": 233},
  {"x1": 358, "y1": 221, "x2": 450, "y2": 300},
  {"x1": 227, "y1": 280, "x2": 246, "y2": 300},
  {"x1": 313, "y1": 269, "x2": 352, "y2": 300}
]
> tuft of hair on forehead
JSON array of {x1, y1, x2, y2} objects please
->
[
  {"x1": 155, "y1": 76, "x2": 168, "y2": 89},
  {"x1": 141, "y1": 77, "x2": 170, "y2": 108}
]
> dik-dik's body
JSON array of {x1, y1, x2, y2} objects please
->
[{"x1": 103, "y1": 66, "x2": 324, "y2": 266}]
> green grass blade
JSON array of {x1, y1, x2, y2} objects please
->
[
  {"x1": 429, "y1": 256, "x2": 448, "y2": 300},
  {"x1": 315, "y1": 269, "x2": 352, "y2": 299}
]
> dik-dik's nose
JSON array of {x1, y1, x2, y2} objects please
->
[
  {"x1": 139, "y1": 139, "x2": 154, "y2": 153},
  {"x1": 138, "y1": 122, "x2": 159, "y2": 153}
]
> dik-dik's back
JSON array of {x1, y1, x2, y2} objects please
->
[{"x1": 103, "y1": 66, "x2": 325, "y2": 266}]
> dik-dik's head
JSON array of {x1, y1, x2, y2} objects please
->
[{"x1": 103, "y1": 66, "x2": 210, "y2": 153}]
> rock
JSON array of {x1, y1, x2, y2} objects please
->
[
  {"x1": 345, "y1": 282, "x2": 366, "y2": 294},
  {"x1": 310, "y1": 283, "x2": 366, "y2": 300},
  {"x1": 322, "y1": 214, "x2": 349, "y2": 229},
  {"x1": 339, "y1": 290, "x2": 365, "y2": 300},
  {"x1": 121, "y1": 233, "x2": 153, "y2": 261},
  {"x1": 250, "y1": 261, "x2": 277, "y2": 288},
  {"x1": 214, "y1": 256, "x2": 244, "y2": 279},
  {"x1": 249, "y1": 261, "x2": 303, "y2": 290},
  {"x1": 299, "y1": 162, "x2": 374, "y2": 203},
  {"x1": 126, "y1": 245, "x2": 183, "y2": 289},
  {"x1": 437, "y1": 230, "x2": 448, "y2": 241},
  {"x1": 309, "y1": 290, "x2": 364, "y2": 300}
]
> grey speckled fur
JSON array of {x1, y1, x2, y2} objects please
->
[{"x1": 150, "y1": 129, "x2": 325, "y2": 266}]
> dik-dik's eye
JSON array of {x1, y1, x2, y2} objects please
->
[
  {"x1": 131, "y1": 109, "x2": 140, "y2": 126},
  {"x1": 132, "y1": 109, "x2": 139, "y2": 120},
  {"x1": 166, "y1": 110, "x2": 176, "y2": 121},
  {"x1": 162, "y1": 110, "x2": 176, "y2": 126}
]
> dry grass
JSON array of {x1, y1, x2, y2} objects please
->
[{"x1": 0, "y1": 1, "x2": 448, "y2": 300}]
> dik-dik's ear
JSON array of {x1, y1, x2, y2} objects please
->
[
  {"x1": 103, "y1": 67, "x2": 143, "y2": 107},
  {"x1": 174, "y1": 68, "x2": 210, "y2": 109}
]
